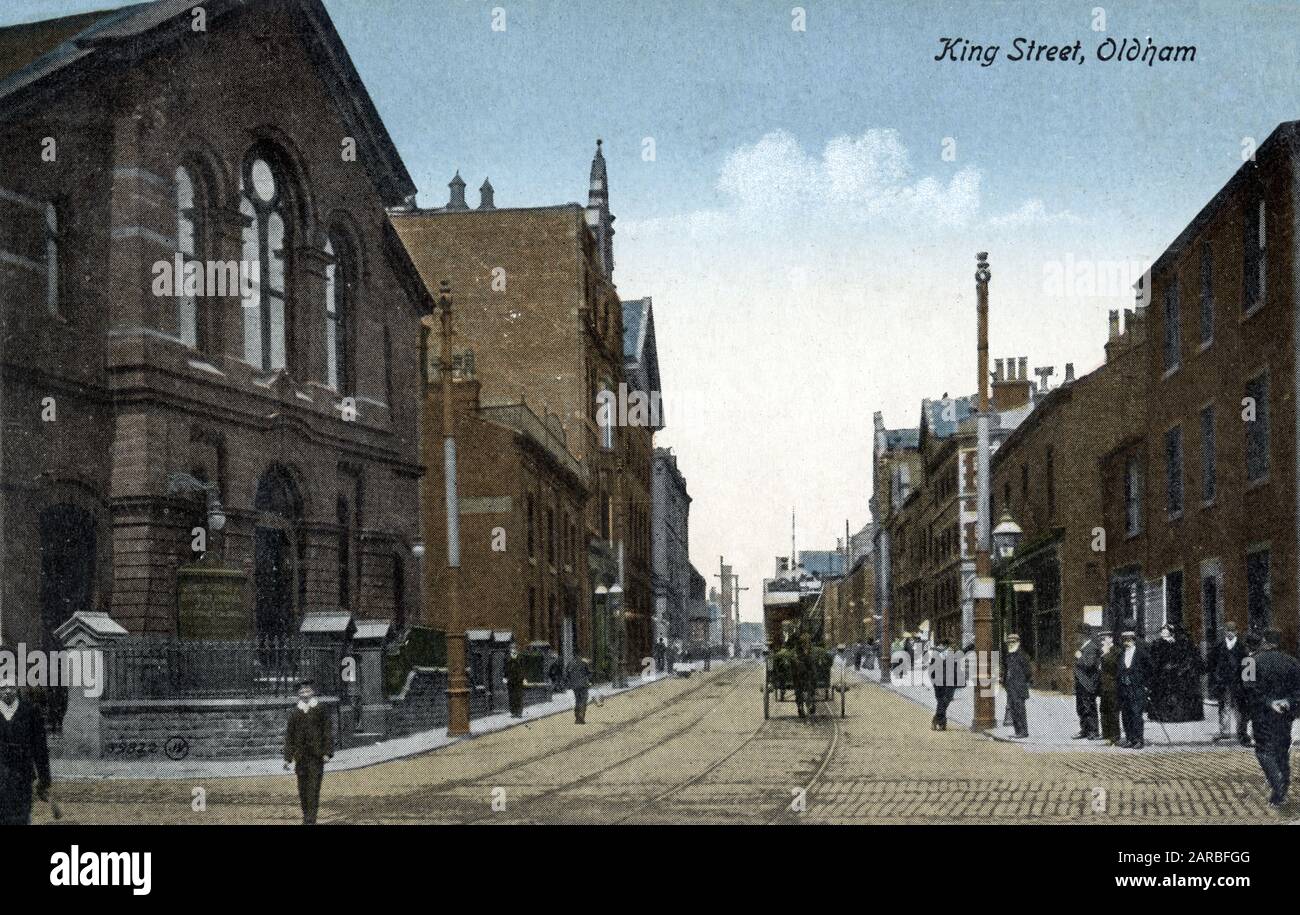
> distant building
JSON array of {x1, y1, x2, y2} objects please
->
[{"x1": 651, "y1": 447, "x2": 691, "y2": 645}]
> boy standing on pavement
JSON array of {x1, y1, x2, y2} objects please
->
[{"x1": 284, "y1": 680, "x2": 333, "y2": 824}]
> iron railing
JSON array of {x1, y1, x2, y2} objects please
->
[{"x1": 103, "y1": 637, "x2": 343, "y2": 701}]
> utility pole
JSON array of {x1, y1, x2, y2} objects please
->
[
  {"x1": 438, "y1": 280, "x2": 470, "y2": 737},
  {"x1": 972, "y1": 252, "x2": 996, "y2": 731},
  {"x1": 732, "y1": 574, "x2": 749, "y2": 657}
]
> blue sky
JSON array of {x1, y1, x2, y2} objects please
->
[{"x1": 6, "y1": 0, "x2": 1300, "y2": 621}]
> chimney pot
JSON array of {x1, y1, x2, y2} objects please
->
[
  {"x1": 994, "y1": 358, "x2": 1004, "y2": 382},
  {"x1": 1108, "y1": 309, "x2": 1120, "y2": 340},
  {"x1": 1017, "y1": 356, "x2": 1028, "y2": 380},
  {"x1": 1065, "y1": 362, "x2": 1075, "y2": 383}
]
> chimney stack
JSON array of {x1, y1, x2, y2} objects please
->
[
  {"x1": 478, "y1": 177, "x2": 495, "y2": 210},
  {"x1": 447, "y1": 171, "x2": 468, "y2": 210},
  {"x1": 1065, "y1": 362, "x2": 1075, "y2": 383}
]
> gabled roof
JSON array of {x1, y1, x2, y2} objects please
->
[
  {"x1": 0, "y1": 0, "x2": 415, "y2": 204},
  {"x1": 621, "y1": 295, "x2": 662, "y2": 423}
]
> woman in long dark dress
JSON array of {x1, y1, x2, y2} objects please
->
[{"x1": 1149, "y1": 625, "x2": 1203, "y2": 722}]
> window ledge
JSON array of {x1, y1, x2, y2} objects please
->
[
  {"x1": 1197, "y1": 338, "x2": 1213, "y2": 354},
  {"x1": 1201, "y1": 498, "x2": 1216, "y2": 511},
  {"x1": 1161, "y1": 364, "x2": 1181, "y2": 381},
  {"x1": 1242, "y1": 301, "x2": 1264, "y2": 321},
  {"x1": 1246, "y1": 475, "x2": 1269, "y2": 491}
]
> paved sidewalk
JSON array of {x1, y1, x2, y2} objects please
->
[
  {"x1": 861, "y1": 666, "x2": 1270, "y2": 754},
  {"x1": 52, "y1": 664, "x2": 704, "y2": 781}
]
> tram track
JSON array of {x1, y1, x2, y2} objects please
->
[{"x1": 460, "y1": 663, "x2": 761, "y2": 824}]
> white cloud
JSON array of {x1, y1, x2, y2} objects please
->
[
  {"x1": 986, "y1": 198, "x2": 1082, "y2": 228},
  {"x1": 715, "y1": 128, "x2": 981, "y2": 228}
]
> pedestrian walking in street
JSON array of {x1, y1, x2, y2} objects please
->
[
  {"x1": 1098, "y1": 633, "x2": 1121, "y2": 744},
  {"x1": 1001, "y1": 633, "x2": 1031, "y2": 738},
  {"x1": 1073, "y1": 623, "x2": 1101, "y2": 740},
  {"x1": 654, "y1": 638, "x2": 667, "y2": 674},
  {"x1": 505, "y1": 643, "x2": 526, "y2": 718},
  {"x1": 929, "y1": 638, "x2": 961, "y2": 731},
  {"x1": 0, "y1": 672, "x2": 51, "y2": 825},
  {"x1": 1149, "y1": 624, "x2": 1203, "y2": 722},
  {"x1": 1209, "y1": 621, "x2": 1250, "y2": 745},
  {"x1": 283, "y1": 680, "x2": 333, "y2": 825},
  {"x1": 1242, "y1": 627, "x2": 1300, "y2": 807},
  {"x1": 567, "y1": 655, "x2": 593, "y2": 724},
  {"x1": 1116, "y1": 627, "x2": 1152, "y2": 749}
]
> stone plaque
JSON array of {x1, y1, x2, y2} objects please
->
[{"x1": 177, "y1": 556, "x2": 251, "y2": 640}]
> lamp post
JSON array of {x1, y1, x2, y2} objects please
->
[
  {"x1": 992, "y1": 509, "x2": 1026, "y2": 653},
  {"x1": 610, "y1": 583, "x2": 625, "y2": 688},
  {"x1": 437, "y1": 280, "x2": 470, "y2": 737},
  {"x1": 596, "y1": 584, "x2": 609, "y2": 682},
  {"x1": 972, "y1": 252, "x2": 996, "y2": 731}
]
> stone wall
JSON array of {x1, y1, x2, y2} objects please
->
[{"x1": 99, "y1": 697, "x2": 338, "y2": 761}]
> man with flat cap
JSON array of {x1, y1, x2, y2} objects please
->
[
  {"x1": 1073, "y1": 623, "x2": 1101, "y2": 740},
  {"x1": 1116, "y1": 626, "x2": 1152, "y2": 749},
  {"x1": 1242, "y1": 627, "x2": 1300, "y2": 806},
  {"x1": 1001, "y1": 633, "x2": 1032, "y2": 739}
]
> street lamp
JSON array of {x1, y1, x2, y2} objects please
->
[
  {"x1": 437, "y1": 279, "x2": 470, "y2": 737},
  {"x1": 992, "y1": 509, "x2": 1024, "y2": 560}
]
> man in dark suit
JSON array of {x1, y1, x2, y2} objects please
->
[
  {"x1": 1209, "y1": 621, "x2": 1250, "y2": 745},
  {"x1": 566, "y1": 655, "x2": 593, "y2": 724},
  {"x1": 929, "y1": 638, "x2": 959, "y2": 731},
  {"x1": 0, "y1": 672, "x2": 51, "y2": 825},
  {"x1": 1116, "y1": 628, "x2": 1152, "y2": 749},
  {"x1": 1001, "y1": 633, "x2": 1032, "y2": 739},
  {"x1": 505, "y1": 644, "x2": 526, "y2": 718},
  {"x1": 1073, "y1": 624, "x2": 1102, "y2": 739},
  {"x1": 1242, "y1": 628, "x2": 1300, "y2": 807},
  {"x1": 283, "y1": 680, "x2": 334, "y2": 825}
]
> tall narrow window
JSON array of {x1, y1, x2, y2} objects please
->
[
  {"x1": 1124, "y1": 455, "x2": 1143, "y2": 537},
  {"x1": 324, "y1": 232, "x2": 354, "y2": 392},
  {"x1": 1163, "y1": 281, "x2": 1181, "y2": 372},
  {"x1": 1246, "y1": 372, "x2": 1269, "y2": 482},
  {"x1": 1200, "y1": 404, "x2": 1216, "y2": 503},
  {"x1": 1165, "y1": 425, "x2": 1183, "y2": 516},
  {"x1": 546, "y1": 507, "x2": 555, "y2": 566},
  {"x1": 241, "y1": 154, "x2": 291, "y2": 371},
  {"x1": 1247, "y1": 548, "x2": 1271, "y2": 630},
  {"x1": 1045, "y1": 446, "x2": 1056, "y2": 518},
  {"x1": 337, "y1": 496, "x2": 351, "y2": 611},
  {"x1": 1244, "y1": 194, "x2": 1266, "y2": 314},
  {"x1": 44, "y1": 201, "x2": 60, "y2": 316},
  {"x1": 1164, "y1": 570, "x2": 1183, "y2": 627},
  {"x1": 175, "y1": 165, "x2": 205, "y2": 350},
  {"x1": 1198, "y1": 240, "x2": 1213, "y2": 346},
  {"x1": 526, "y1": 494, "x2": 536, "y2": 558}
]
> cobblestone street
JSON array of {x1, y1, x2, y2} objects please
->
[{"x1": 41, "y1": 662, "x2": 1295, "y2": 825}]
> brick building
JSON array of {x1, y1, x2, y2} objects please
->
[
  {"x1": 1106, "y1": 119, "x2": 1300, "y2": 654},
  {"x1": 420, "y1": 360, "x2": 588, "y2": 659},
  {"x1": 0, "y1": 0, "x2": 427, "y2": 647},
  {"x1": 392, "y1": 143, "x2": 655, "y2": 674},
  {"x1": 651, "y1": 446, "x2": 690, "y2": 646},
  {"x1": 992, "y1": 322, "x2": 1145, "y2": 690}
]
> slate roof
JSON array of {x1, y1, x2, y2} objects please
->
[{"x1": 0, "y1": 0, "x2": 415, "y2": 204}]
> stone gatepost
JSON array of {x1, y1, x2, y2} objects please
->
[
  {"x1": 52, "y1": 611, "x2": 129, "y2": 758},
  {"x1": 351, "y1": 620, "x2": 392, "y2": 739}
]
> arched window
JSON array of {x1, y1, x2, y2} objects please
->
[
  {"x1": 175, "y1": 165, "x2": 208, "y2": 351},
  {"x1": 240, "y1": 152, "x2": 292, "y2": 371},
  {"x1": 45, "y1": 201, "x2": 61, "y2": 316},
  {"x1": 324, "y1": 231, "x2": 355, "y2": 392}
]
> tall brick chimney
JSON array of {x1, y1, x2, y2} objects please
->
[{"x1": 992, "y1": 354, "x2": 1032, "y2": 411}]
